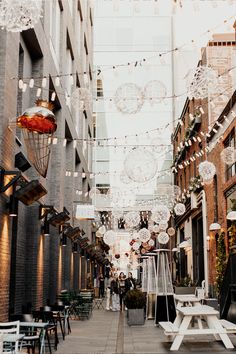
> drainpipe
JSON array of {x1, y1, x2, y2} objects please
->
[{"x1": 201, "y1": 190, "x2": 209, "y2": 297}]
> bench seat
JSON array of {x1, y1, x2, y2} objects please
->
[
  {"x1": 159, "y1": 321, "x2": 179, "y2": 334},
  {"x1": 220, "y1": 319, "x2": 236, "y2": 332}
]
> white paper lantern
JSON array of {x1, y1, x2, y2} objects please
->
[
  {"x1": 167, "y1": 227, "x2": 175, "y2": 236},
  {"x1": 98, "y1": 225, "x2": 106, "y2": 235},
  {"x1": 132, "y1": 232, "x2": 140, "y2": 240},
  {"x1": 96, "y1": 231, "x2": 103, "y2": 238},
  {"x1": 187, "y1": 65, "x2": 218, "y2": 99},
  {"x1": 124, "y1": 148, "x2": 158, "y2": 183},
  {"x1": 152, "y1": 224, "x2": 160, "y2": 233},
  {"x1": 144, "y1": 80, "x2": 167, "y2": 105},
  {"x1": 221, "y1": 147, "x2": 235, "y2": 165},
  {"x1": 114, "y1": 83, "x2": 144, "y2": 114},
  {"x1": 0, "y1": 0, "x2": 42, "y2": 32},
  {"x1": 132, "y1": 241, "x2": 141, "y2": 251},
  {"x1": 159, "y1": 222, "x2": 168, "y2": 231},
  {"x1": 157, "y1": 232, "x2": 170, "y2": 245},
  {"x1": 124, "y1": 211, "x2": 140, "y2": 228},
  {"x1": 138, "y1": 228, "x2": 151, "y2": 242},
  {"x1": 89, "y1": 187, "x2": 100, "y2": 199},
  {"x1": 151, "y1": 205, "x2": 170, "y2": 223},
  {"x1": 199, "y1": 161, "x2": 216, "y2": 182},
  {"x1": 120, "y1": 170, "x2": 132, "y2": 184},
  {"x1": 103, "y1": 230, "x2": 116, "y2": 246},
  {"x1": 71, "y1": 87, "x2": 92, "y2": 111},
  {"x1": 174, "y1": 203, "x2": 186, "y2": 216},
  {"x1": 148, "y1": 238, "x2": 155, "y2": 247}
]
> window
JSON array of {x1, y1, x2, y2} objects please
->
[
  {"x1": 66, "y1": 32, "x2": 74, "y2": 109},
  {"x1": 50, "y1": 0, "x2": 62, "y2": 65},
  {"x1": 213, "y1": 175, "x2": 218, "y2": 220},
  {"x1": 76, "y1": 1, "x2": 82, "y2": 55},
  {"x1": 224, "y1": 129, "x2": 236, "y2": 181}
]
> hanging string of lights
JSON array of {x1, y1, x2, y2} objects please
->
[{"x1": 10, "y1": 14, "x2": 236, "y2": 80}]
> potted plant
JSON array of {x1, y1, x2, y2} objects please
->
[
  {"x1": 174, "y1": 275, "x2": 196, "y2": 295},
  {"x1": 124, "y1": 289, "x2": 146, "y2": 326}
]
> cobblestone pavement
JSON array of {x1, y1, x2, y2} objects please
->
[{"x1": 56, "y1": 308, "x2": 236, "y2": 354}]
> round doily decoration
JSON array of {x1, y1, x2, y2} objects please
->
[
  {"x1": 124, "y1": 148, "x2": 158, "y2": 183},
  {"x1": 144, "y1": 80, "x2": 167, "y2": 105},
  {"x1": 167, "y1": 227, "x2": 175, "y2": 236},
  {"x1": 157, "y1": 232, "x2": 170, "y2": 245},
  {"x1": 187, "y1": 65, "x2": 218, "y2": 99},
  {"x1": 220, "y1": 147, "x2": 235, "y2": 165},
  {"x1": 199, "y1": 161, "x2": 216, "y2": 182},
  {"x1": 174, "y1": 203, "x2": 186, "y2": 216},
  {"x1": 114, "y1": 83, "x2": 144, "y2": 114},
  {"x1": 151, "y1": 205, "x2": 170, "y2": 223},
  {"x1": 138, "y1": 228, "x2": 151, "y2": 242},
  {"x1": 124, "y1": 211, "x2": 140, "y2": 228},
  {"x1": 103, "y1": 230, "x2": 116, "y2": 246}
]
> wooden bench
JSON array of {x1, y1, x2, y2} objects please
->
[
  {"x1": 220, "y1": 319, "x2": 236, "y2": 333},
  {"x1": 159, "y1": 321, "x2": 179, "y2": 335}
]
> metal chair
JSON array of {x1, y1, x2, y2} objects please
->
[{"x1": 0, "y1": 320, "x2": 22, "y2": 353}]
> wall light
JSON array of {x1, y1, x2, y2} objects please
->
[
  {"x1": 227, "y1": 211, "x2": 236, "y2": 220},
  {"x1": 61, "y1": 233, "x2": 67, "y2": 247},
  {"x1": 8, "y1": 195, "x2": 18, "y2": 217},
  {"x1": 209, "y1": 222, "x2": 221, "y2": 231},
  {"x1": 42, "y1": 218, "x2": 50, "y2": 236}
]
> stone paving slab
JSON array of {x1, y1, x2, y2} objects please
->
[{"x1": 53, "y1": 309, "x2": 236, "y2": 354}]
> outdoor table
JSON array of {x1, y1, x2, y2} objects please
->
[
  {"x1": 159, "y1": 305, "x2": 235, "y2": 351},
  {"x1": 20, "y1": 321, "x2": 48, "y2": 354},
  {"x1": 174, "y1": 294, "x2": 202, "y2": 307}
]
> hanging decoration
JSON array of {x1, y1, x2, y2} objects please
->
[
  {"x1": 132, "y1": 241, "x2": 141, "y2": 251},
  {"x1": 157, "y1": 232, "x2": 170, "y2": 245},
  {"x1": 16, "y1": 100, "x2": 57, "y2": 177},
  {"x1": 124, "y1": 211, "x2": 140, "y2": 228},
  {"x1": 89, "y1": 187, "x2": 101, "y2": 199},
  {"x1": 159, "y1": 222, "x2": 168, "y2": 231},
  {"x1": 0, "y1": 0, "x2": 42, "y2": 32},
  {"x1": 124, "y1": 148, "x2": 158, "y2": 183},
  {"x1": 103, "y1": 230, "x2": 116, "y2": 246},
  {"x1": 174, "y1": 203, "x2": 186, "y2": 216},
  {"x1": 151, "y1": 205, "x2": 170, "y2": 223},
  {"x1": 220, "y1": 147, "x2": 236, "y2": 165},
  {"x1": 113, "y1": 83, "x2": 144, "y2": 114},
  {"x1": 138, "y1": 228, "x2": 151, "y2": 242},
  {"x1": 187, "y1": 65, "x2": 218, "y2": 99},
  {"x1": 199, "y1": 160, "x2": 216, "y2": 182},
  {"x1": 167, "y1": 227, "x2": 175, "y2": 237},
  {"x1": 148, "y1": 238, "x2": 155, "y2": 247},
  {"x1": 71, "y1": 87, "x2": 92, "y2": 111},
  {"x1": 98, "y1": 225, "x2": 106, "y2": 235},
  {"x1": 96, "y1": 230, "x2": 103, "y2": 238},
  {"x1": 152, "y1": 224, "x2": 160, "y2": 233},
  {"x1": 120, "y1": 170, "x2": 132, "y2": 184},
  {"x1": 144, "y1": 80, "x2": 167, "y2": 105}
]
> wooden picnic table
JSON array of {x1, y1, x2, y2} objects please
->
[{"x1": 159, "y1": 304, "x2": 236, "y2": 351}]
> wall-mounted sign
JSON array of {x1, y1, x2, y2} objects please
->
[{"x1": 75, "y1": 204, "x2": 95, "y2": 220}]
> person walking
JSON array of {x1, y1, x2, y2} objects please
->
[
  {"x1": 118, "y1": 272, "x2": 126, "y2": 311},
  {"x1": 125, "y1": 271, "x2": 136, "y2": 292},
  {"x1": 110, "y1": 273, "x2": 120, "y2": 311},
  {"x1": 99, "y1": 273, "x2": 105, "y2": 298},
  {"x1": 105, "y1": 272, "x2": 112, "y2": 311}
]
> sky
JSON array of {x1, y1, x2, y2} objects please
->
[{"x1": 93, "y1": 0, "x2": 236, "y2": 208}]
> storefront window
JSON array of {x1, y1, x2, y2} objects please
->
[{"x1": 224, "y1": 129, "x2": 236, "y2": 181}]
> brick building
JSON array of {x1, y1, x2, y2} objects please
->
[
  {"x1": 172, "y1": 32, "x2": 236, "y2": 296},
  {"x1": 0, "y1": 0, "x2": 97, "y2": 321}
]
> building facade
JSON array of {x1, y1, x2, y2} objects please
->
[
  {"x1": 0, "y1": 0, "x2": 95, "y2": 321},
  {"x1": 172, "y1": 32, "x2": 236, "y2": 296}
]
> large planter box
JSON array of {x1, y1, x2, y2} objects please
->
[
  {"x1": 174, "y1": 287, "x2": 196, "y2": 295},
  {"x1": 127, "y1": 309, "x2": 145, "y2": 326}
]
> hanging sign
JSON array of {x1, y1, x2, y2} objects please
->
[{"x1": 75, "y1": 204, "x2": 95, "y2": 220}]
